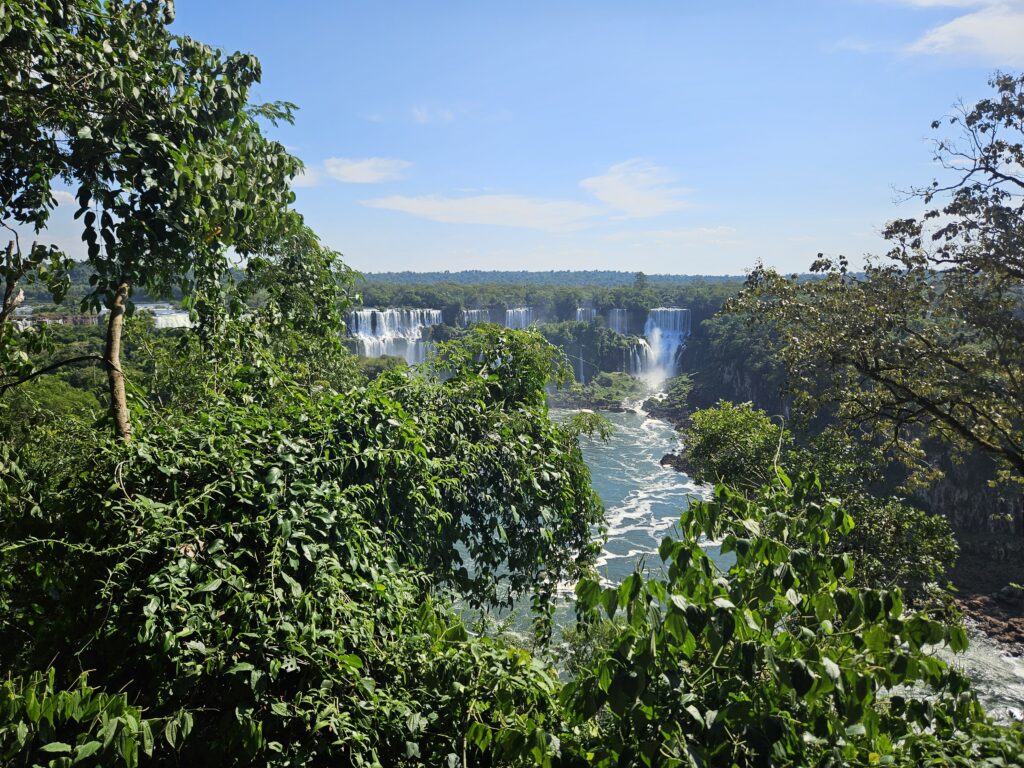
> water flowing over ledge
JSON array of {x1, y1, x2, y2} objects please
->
[{"x1": 347, "y1": 308, "x2": 441, "y2": 363}]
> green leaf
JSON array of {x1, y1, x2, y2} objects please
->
[
  {"x1": 74, "y1": 741, "x2": 102, "y2": 762},
  {"x1": 40, "y1": 742, "x2": 72, "y2": 753},
  {"x1": 196, "y1": 578, "x2": 223, "y2": 593}
]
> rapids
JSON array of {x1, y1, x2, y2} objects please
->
[{"x1": 562, "y1": 405, "x2": 1024, "y2": 720}]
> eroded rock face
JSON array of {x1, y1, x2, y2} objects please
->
[
  {"x1": 996, "y1": 585, "x2": 1024, "y2": 610},
  {"x1": 659, "y1": 452, "x2": 690, "y2": 474},
  {"x1": 909, "y1": 451, "x2": 1024, "y2": 534}
]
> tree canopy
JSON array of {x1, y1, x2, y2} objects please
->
[{"x1": 733, "y1": 74, "x2": 1024, "y2": 512}]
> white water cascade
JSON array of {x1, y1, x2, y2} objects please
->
[
  {"x1": 628, "y1": 340, "x2": 652, "y2": 375},
  {"x1": 606, "y1": 308, "x2": 628, "y2": 335},
  {"x1": 347, "y1": 308, "x2": 441, "y2": 364},
  {"x1": 642, "y1": 307, "x2": 691, "y2": 379},
  {"x1": 505, "y1": 307, "x2": 534, "y2": 329},
  {"x1": 460, "y1": 308, "x2": 491, "y2": 326},
  {"x1": 575, "y1": 307, "x2": 597, "y2": 322}
]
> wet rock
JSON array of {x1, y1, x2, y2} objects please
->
[
  {"x1": 660, "y1": 452, "x2": 689, "y2": 473},
  {"x1": 996, "y1": 584, "x2": 1024, "y2": 609}
]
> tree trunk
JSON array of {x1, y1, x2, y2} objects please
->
[{"x1": 105, "y1": 281, "x2": 132, "y2": 441}]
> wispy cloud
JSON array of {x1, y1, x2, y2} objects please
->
[
  {"x1": 291, "y1": 166, "x2": 322, "y2": 188},
  {"x1": 324, "y1": 157, "x2": 412, "y2": 184},
  {"x1": 363, "y1": 194, "x2": 602, "y2": 232},
  {"x1": 411, "y1": 105, "x2": 455, "y2": 124},
  {"x1": 905, "y1": 1, "x2": 1024, "y2": 65},
  {"x1": 580, "y1": 159, "x2": 692, "y2": 219},
  {"x1": 362, "y1": 159, "x2": 694, "y2": 231},
  {"x1": 51, "y1": 189, "x2": 76, "y2": 206}
]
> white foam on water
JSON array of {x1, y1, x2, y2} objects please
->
[
  {"x1": 547, "y1": 405, "x2": 1024, "y2": 716},
  {"x1": 556, "y1": 407, "x2": 715, "y2": 578}
]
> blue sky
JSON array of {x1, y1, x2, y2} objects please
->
[{"x1": 47, "y1": 1, "x2": 1024, "y2": 274}]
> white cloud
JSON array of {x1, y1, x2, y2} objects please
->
[
  {"x1": 362, "y1": 194, "x2": 602, "y2": 232},
  {"x1": 580, "y1": 159, "x2": 691, "y2": 219},
  {"x1": 361, "y1": 159, "x2": 696, "y2": 231},
  {"x1": 412, "y1": 106, "x2": 455, "y2": 124},
  {"x1": 905, "y1": 1, "x2": 1024, "y2": 65},
  {"x1": 51, "y1": 189, "x2": 76, "y2": 206},
  {"x1": 324, "y1": 157, "x2": 412, "y2": 184},
  {"x1": 291, "y1": 166, "x2": 321, "y2": 188}
]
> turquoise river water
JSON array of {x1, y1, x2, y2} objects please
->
[{"x1": 559, "y1": 406, "x2": 1024, "y2": 721}]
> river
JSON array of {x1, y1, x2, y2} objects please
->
[{"x1": 560, "y1": 406, "x2": 1024, "y2": 721}]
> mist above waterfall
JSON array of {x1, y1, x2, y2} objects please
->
[{"x1": 641, "y1": 307, "x2": 691, "y2": 383}]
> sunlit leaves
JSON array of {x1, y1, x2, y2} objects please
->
[{"x1": 564, "y1": 475, "x2": 1024, "y2": 766}]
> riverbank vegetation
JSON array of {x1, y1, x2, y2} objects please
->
[{"x1": 3, "y1": 4, "x2": 1024, "y2": 765}]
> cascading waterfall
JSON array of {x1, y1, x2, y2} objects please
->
[
  {"x1": 460, "y1": 308, "x2": 491, "y2": 326},
  {"x1": 642, "y1": 307, "x2": 691, "y2": 379},
  {"x1": 347, "y1": 308, "x2": 441, "y2": 364},
  {"x1": 629, "y1": 340, "x2": 652, "y2": 375},
  {"x1": 606, "y1": 308, "x2": 628, "y2": 335},
  {"x1": 505, "y1": 307, "x2": 534, "y2": 329},
  {"x1": 575, "y1": 307, "x2": 597, "y2": 322}
]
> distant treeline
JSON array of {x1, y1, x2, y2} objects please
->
[
  {"x1": 363, "y1": 270, "x2": 747, "y2": 287},
  {"x1": 357, "y1": 277, "x2": 741, "y2": 334}
]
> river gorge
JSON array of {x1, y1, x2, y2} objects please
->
[{"x1": 564, "y1": 405, "x2": 1024, "y2": 722}]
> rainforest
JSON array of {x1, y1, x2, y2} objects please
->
[{"x1": 3, "y1": 2, "x2": 1024, "y2": 767}]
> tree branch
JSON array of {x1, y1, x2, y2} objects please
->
[{"x1": 0, "y1": 355, "x2": 108, "y2": 395}]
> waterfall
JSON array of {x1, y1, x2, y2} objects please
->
[
  {"x1": 575, "y1": 307, "x2": 597, "y2": 322},
  {"x1": 606, "y1": 308, "x2": 628, "y2": 335},
  {"x1": 629, "y1": 340, "x2": 652, "y2": 375},
  {"x1": 642, "y1": 307, "x2": 691, "y2": 379},
  {"x1": 347, "y1": 308, "x2": 442, "y2": 364},
  {"x1": 460, "y1": 308, "x2": 490, "y2": 326},
  {"x1": 505, "y1": 307, "x2": 534, "y2": 329}
]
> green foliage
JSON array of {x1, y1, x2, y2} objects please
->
[
  {"x1": 234, "y1": 224, "x2": 354, "y2": 343},
  {"x1": 681, "y1": 404, "x2": 959, "y2": 598},
  {"x1": 661, "y1": 375, "x2": 692, "y2": 415},
  {"x1": 733, "y1": 74, "x2": 1024, "y2": 493},
  {"x1": 681, "y1": 401, "x2": 789, "y2": 488},
  {"x1": 1, "y1": 243, "x2": 74, "y2": 389},
  {"x1": 429, "y1": 325, "x2": 575, "y2": 408},
  {"x1": 358, "y1": 279, "x2": 740, "y2": 337},
  {"x1": 4, "y1": 374, "x2": 100, "y2": 424},
  {"x1": 643, "y1": 374, "x2": 693, "y2": 424},
  {"x1": 559, "y1": 410, "x2": 616, "y2": 442},
  {"x1": 536, "y1": 321, "x2": 637, "y2": 381},
  {"x1": 566, "y1": 475, "x2": 1024, "y2": 767},
  {"x1": 553, "y1": 372, "x2": 647, "y2": 409},
  {"x1": 355, "y1": 354, "x2": 407, "y2": 381},
  {"x1": 0, "y1": 670, "x2": 151, "y2": 768},
  {"x1": 363, "y1": 271, "x2": 746, "y2": 288},
  {"x1": 683, "y1": 310, "x2": 788, "y2": 415},
  {"x1": 1, "y1": 327, "x2": 601, "y2": 765}
]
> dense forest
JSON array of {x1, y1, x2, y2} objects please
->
[
  {"x1": 364, "y1": 271, "x2": 747, "y2": 287},
  {"x1": 3, "y1": 3, "x2": 1024, "y2": 767}
]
